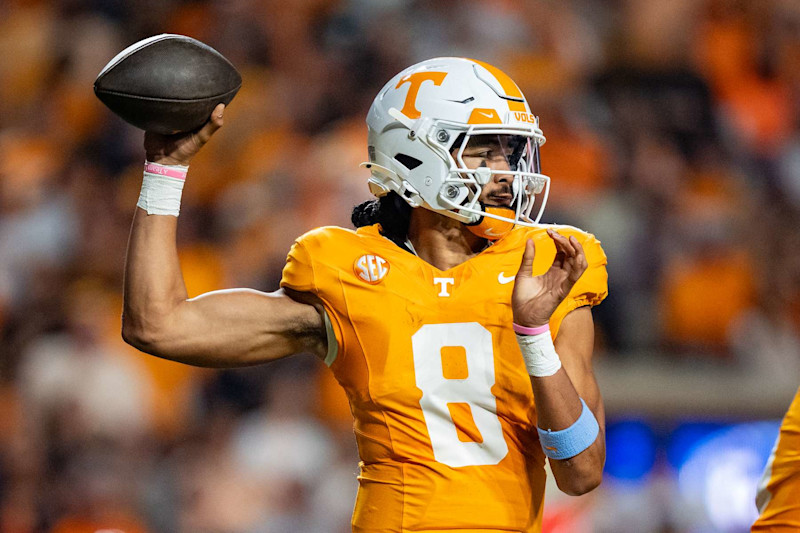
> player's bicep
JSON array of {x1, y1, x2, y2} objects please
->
[
  {"x1": 143, "y1": 287, "x2": 326, "y2": 367},
  {"x1": 554, "y1": 306, "x2": 605, "y2": 427}
]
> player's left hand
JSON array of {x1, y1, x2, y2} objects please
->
[{"x1": 512, "y1": 230, "x2": 588, "y2": 327}]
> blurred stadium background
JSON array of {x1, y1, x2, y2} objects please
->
[{"x1": 1, "y1": 0, "x2": 799, "y2": 531}]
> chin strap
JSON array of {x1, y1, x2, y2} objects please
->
[{"x1": 465, "y1": 205, "x2": 516, "y2": 240}]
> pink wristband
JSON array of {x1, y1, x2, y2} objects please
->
[
  {"x1": 144, "y1": 161, "x2": 188, "y2": 180},
  {"x1": 513, "y1": 322, "x2": 550, "y2": 336}
]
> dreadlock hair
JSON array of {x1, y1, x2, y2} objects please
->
[{"x1": 351, "y1": 192, "x2": 413, "y2": 250}]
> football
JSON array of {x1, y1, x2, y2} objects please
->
[{"x1": 94, "y1": 34, "x2": 242, "y2": 134}]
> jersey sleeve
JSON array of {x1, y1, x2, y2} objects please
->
[
  {"x1": 279, "y1": 229, "x2": 345, "y2": 367},
  {"x1": 281, "y1": 238, "x2": 316, "y2": 294},
  {"x1": 550, "y1": 231, "x2": 608, "y2": 338}
]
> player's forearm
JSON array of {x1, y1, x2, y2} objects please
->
[
  {"x1": 530, "y1": 370, "x2": 605, "y2": 495},
  {"x1": 549, "y1": 434, "x2": 605, "y2": 496},
  {"x1": 122, "y1": 208, "x2": 189, "y2": 349},
  {"x1": 514, "y1": 306, "x2": 605, "y2": 495}
]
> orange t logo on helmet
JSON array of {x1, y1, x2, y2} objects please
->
[{"x1": 396, "y1": 71, "x2": 448, "y2": 119}]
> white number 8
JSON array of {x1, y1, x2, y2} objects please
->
[{"x1": 411, "y1": 322, "x2": 509, "y2": 467}]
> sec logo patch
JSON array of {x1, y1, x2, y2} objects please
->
[{"x1": 354, "y1": 254, "x2": 390, "y2": 284}]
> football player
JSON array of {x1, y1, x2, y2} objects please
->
[
  {"x1": 122, "y1": 57, "x2": 609, "y2": 532},
  {"x1": 752, "y1": 386, "x2": 800, "y2": 532}
]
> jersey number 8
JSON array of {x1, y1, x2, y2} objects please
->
[{"x1": 412, "y1": 322, "x2": 509, "y2": 467}]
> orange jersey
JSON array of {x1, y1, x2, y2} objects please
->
[
  {"x1": 752, "y1": 386, "x2": 800, "y2": 532},
  {"x1": 281, "y1": 223, "x2": 608, "y2": 532}
]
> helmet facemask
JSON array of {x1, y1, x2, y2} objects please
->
[{"x1": 443, "y1": 128, "x2": 549, "y2": 234}]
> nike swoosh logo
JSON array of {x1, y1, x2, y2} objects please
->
[
  {"x1": 498, "y1": 272, "x2": 515, "y2": 284},
  {"x1": 478, "y1": 110, "x2": 495, "y2": 117}
]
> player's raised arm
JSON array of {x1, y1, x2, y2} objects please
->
[
  {"x1": 121, "y1": 106, "x2": 327, "y2": 367},
  {"x1": 512, "y1": 230, "x2": 605, "y2": 495}
]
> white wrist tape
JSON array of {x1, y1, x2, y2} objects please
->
[
  {"x1": 137, "y1": 161, "x2": 188, "y2": 217},
  {"x1": 516, "y1": 331, "x2": 562, "y2": 377}
]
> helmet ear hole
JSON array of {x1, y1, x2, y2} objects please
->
[{"x1": 395, "y1": 153, "x2": 422, "y2": 170}]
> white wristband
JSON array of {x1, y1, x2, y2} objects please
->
[
  {"x1": 137, "y1": 161, "x2": 188, "y2": 217},
  {"x1": 516, "y1": 331, "x2": 562, "y2": 377}
]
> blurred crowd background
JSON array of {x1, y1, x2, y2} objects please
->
[{"x1": 1, "y1": 0, "x2": 799, "y2": 531}]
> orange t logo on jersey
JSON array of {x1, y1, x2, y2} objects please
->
[
  {"x1": 355, "y1": 254, "x2": 390, "y2": 284},
  {"x1": 397, "y1": 71, "x2": 447, "y2": 119}
]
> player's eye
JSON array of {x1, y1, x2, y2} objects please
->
[{"x1": 465, "y1": 148, "x2": 499, "y2": 159}]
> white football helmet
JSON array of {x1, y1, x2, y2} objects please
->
[{"x1": 362, "y1": 57, "x2": 550, "y2": 235}]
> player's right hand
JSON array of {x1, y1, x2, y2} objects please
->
[{"x1": 144, "y1": 103, "x2": 225, "y2": 166}]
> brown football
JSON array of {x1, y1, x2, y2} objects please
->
[{"x1": 94, "y1": 34, "x2": 241, "y2": 134}]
